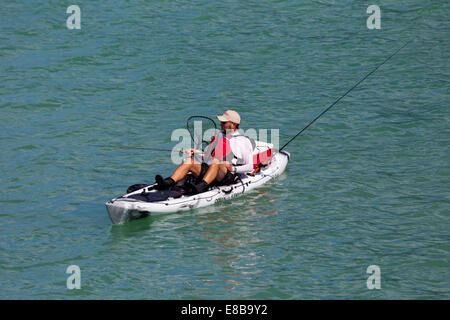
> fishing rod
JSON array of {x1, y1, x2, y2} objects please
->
[
  {"x1": 100, "y1": 40, "x2": 410, "y2": 157},
  {"x1": 93, "y1": 144, "x2": 203, "y2": 154},
  {"x1": 279, "y1": 40, "x2": 411, "y2": 152},
  {"x1": 93, "y1": 145, "x2": 173, "y2": 152}
]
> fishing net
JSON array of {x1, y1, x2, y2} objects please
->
[{"x1": 186, "y1": 116, "x2": 218, "y2": 151}]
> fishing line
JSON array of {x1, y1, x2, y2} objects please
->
[
  {"x1": 279, "y1": 40, "x2": 412, "y2": 151},
  {"x1": 92, "y1": 145, "x2": 174, "y2": 152}
]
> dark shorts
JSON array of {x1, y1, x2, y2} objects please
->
[
  {"x1": 198, "y1": 163, "x2": 210, "y2": 180},
  {"x1": 199, "y1": 162, "x2": 236, "y2": 186}
]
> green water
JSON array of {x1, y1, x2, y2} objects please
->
[{"x1": 1, "y1": 0, "x2": 449, "y2": 299}]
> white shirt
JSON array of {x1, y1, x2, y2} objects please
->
[
  {"x1": 205, "y1": 130, "x2": 254, "y2": 173},
  {"x1": 228, "y1": 131, "x2": 254, "y2": 173}
]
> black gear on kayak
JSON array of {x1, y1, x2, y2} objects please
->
[
  {"x1": 215, "y1": 170, "x2": 238, "y2": 186},
  {"x1": 128, "y1": 189, "x2": 183, "y2": 202},
  {"x1": 125, "y1": 172, "x2": 238, "y2": 202},
  {"x1": 194, "y1": 180, "x2": 210, "y2": 194},
  {"x1": 184, "y1": 180, "x2": 210, "y2": 195},
  {"x1": 126, "y1": 184, "x2": 151, "y2": 194}
]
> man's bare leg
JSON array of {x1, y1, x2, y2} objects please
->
[
  {"x1": 215, "y1": 162, "x2": 230, "y2": 182},
  {"x1": 159, "y1": 158, "x2": 231, "y2": 193},
  {"x1": 170, "y1": 158, "x2": 202, "y2": 183},
  {"x1": 202, "y1": 159, "x2": 229, "y2": 184},
  {"x1": 156, "y1": 158, "x2": 202, "y2": 190},
  {"x1": 189, "y1": 159, "x2": 231, "y2": 194},
  {"x1": 202, "y1": 158, "x2": 220, "y2": 184}
]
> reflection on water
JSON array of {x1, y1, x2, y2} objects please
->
[
  {"x1": 191, "y1": 189, "x2": 280, "y2": 292},
  {"x1": 101, "y1": 179, "x2": 290, "y2": 297},
  {"x1": 109, "y1": 215, "x2": 155, "y2": 240}
]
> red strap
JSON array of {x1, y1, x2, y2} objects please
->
[
  {"x1": 212, "y1": 136, "x2": 231, "y2": 160},
  {"x1": 204, "y1": 135, "x2": 217, "y2": 157}
]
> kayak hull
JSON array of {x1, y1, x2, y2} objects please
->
[{"x1": 106, "y1": 150, "x2": 290, "y2": 225}]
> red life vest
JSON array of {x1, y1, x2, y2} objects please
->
[
  {"x1": 204, "y1": 133, "x2": 273, "y2": 170},
  {"x1": 204, "y1": 133, "x2": 235, "y2": 163}
]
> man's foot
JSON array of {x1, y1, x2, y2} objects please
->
[{"x1": 155, "y1": 175, "x2": 175, "y2": 190}]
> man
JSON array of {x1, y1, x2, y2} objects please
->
[{"x1": 155, "y1": 110, "x2": 254, "y2": 194}]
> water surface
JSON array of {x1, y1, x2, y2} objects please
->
[{"x1": 0, "y1": 0, "x2": 449, "y2": 299}]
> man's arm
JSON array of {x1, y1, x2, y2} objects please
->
[{"x1": 231, "y1": 139, "x2": 254, "y2": 173}]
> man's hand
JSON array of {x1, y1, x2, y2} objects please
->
[
  {"x1": 259, "y1": 159, "x2": 271, "y2": 168},
  {"x1": 181, "y1": 148, "x2": 203, "y2": 157},
  {"x1": 223, "y1": 161, "x2": 233, "y2": 172}
]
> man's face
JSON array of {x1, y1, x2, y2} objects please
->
[{"x1": 220, "y1": 121, "x2": 236, "y2": 133}]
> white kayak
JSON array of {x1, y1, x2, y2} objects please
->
[{"x1": 105, "y1": 145, "x2": 290, "y2": 225}]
